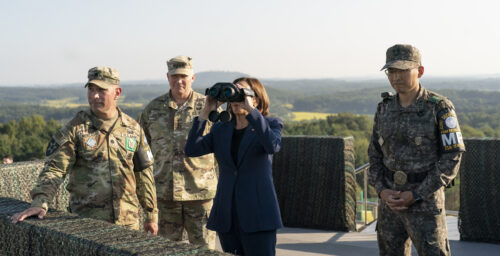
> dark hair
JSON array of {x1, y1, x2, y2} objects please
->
[{"x1": 232, "y1": 77, "x2": 270, "y2": 116}]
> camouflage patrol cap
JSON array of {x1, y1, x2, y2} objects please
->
[
  {"x1": 381, "y1": 44, "x2": 421, "y2": 71},
  {"x1": 85, "y1": 66, "x2": 120, "y2": 89},
  {"x1": 167, "y1": 56, "x2": 193, "y2": 76}
]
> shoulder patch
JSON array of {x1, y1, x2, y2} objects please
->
[
  {"x1": 437, "y1": 108, "x2": 465, "y2": 153},
  {"x1": 133, "y1": 133, "x2": 154, "y2": 172},
  {"x1": 45, "y1": 138, "x2": 60, "y2": 156}
]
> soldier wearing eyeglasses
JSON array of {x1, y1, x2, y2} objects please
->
[{"x1": 368, "y1": 44, "x2": 465, "y2": 256}]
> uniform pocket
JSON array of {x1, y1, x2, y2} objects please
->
[
  {"x1": 114, "y1": 135, "x2": 136, "y2": 168},
  {"x1": 79, "y1": 133, "x2": 106, "y2": 162},
  {"x1": 407, "y1": 126, "x2": 437, "y2": 156}
]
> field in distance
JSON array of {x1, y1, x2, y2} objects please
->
[
  {"x1": 40, "y1": 97, "x2": 144, "y2": 108},
  {"x1": 292, "y1": 112, "x2": 335, "y2": 121}
]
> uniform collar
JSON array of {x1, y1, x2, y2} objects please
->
[
  {"x1": 392, "y1": 84, "x2": 426, "y2": 113},
  {"x1": 166, "y1": 90, "x2": 196, "y2": 110},
  {"x1": 415, "y1": 84, "x2": 427, "y2": 102},
  {"x1": 86, "y1": 107, "x2": 125, "y2": 130},
  {"x1": 117, "y1": 107, "x2": 131, "y2": 127}
]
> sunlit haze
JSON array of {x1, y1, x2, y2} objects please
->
[{"x1": 1, "y1": 0, "x2": 499, "y2": 85}]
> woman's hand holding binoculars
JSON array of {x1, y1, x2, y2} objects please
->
[{"x1": 199, "y1": 96, "x2": 218, "y2": 121}]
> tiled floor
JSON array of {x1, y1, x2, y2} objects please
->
[{"x1": 214, "y1": 217, "x2": 500, "y2": 255}]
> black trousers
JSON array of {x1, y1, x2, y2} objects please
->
[{"x1": 217, "y1": 196, "x2": 277, "y2": 255}]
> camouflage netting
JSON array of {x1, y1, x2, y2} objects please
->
[
  {"x1": 0, "y1": 160, "x2": 68, "y2": 211},
  {"x1": 273, "y1": 136, "x2": 356, "y2": 231},
  {"x1": 459, "y1": 138, "x2": 500, "y2": 243},
  {"x1": 0, "y1": 197, "x2": 226, "y2": 256},
  {"x1": 1, "y1": 135, "x2": 357, "y2": 242},
  {"x1": 0, "y1": 160, "x2": 150, "y2": 229}
]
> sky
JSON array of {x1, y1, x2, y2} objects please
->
[{"x1": 1, "y1": 0, "x2": 499, "y2": 85}]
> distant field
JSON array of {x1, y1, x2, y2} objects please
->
[
  {"x1": 292, "y1": 112, "x2": 335, "y2": 121},
  {"x1": 40, "y1": 97, "x2": 82, "y2": 108},
  {"x1": 40, "y1": 97, "x2": 144, "y2": 108}
]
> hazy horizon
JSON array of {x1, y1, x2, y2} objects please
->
[
  {"x1": 2, "y1": 0, "x2": 500, "y2": 85},
  {"x1": 1, "y1": 70, "x2": 500, "y2": 88}
]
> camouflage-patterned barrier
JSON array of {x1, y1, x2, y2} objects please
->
[
  {"x1": 459, "y1": 139, "x2": 500, "y2": 243},
  {"x1": 0, "y1": 135, "x2": 356, "y2": 240},
  {"x1": 273, "y1": 136, "x2": 356, "y2": 231},
  {"x1": 0, "y1": 161, "x2": 151, "y2": 230},
  {"x1": 0, "y1": 197, "x2": 225, "y2": 256},
  {"x1": 0, "y1": 160, "x2": 68, "y2": 211}
]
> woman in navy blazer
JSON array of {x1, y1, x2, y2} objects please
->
[{"x1": 184, "y1": 77, "x2": 283, "y2": 255}]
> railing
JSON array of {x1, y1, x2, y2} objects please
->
[
  {"x1": 355, "y1": 163, "x2": 378, "y2": 230},
  {"x1": 354, "y1": 163, "x2": 460, "y2": 231}
]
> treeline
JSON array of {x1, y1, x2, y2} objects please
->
[
  {"x1": 2, "y1": 113, "x2": 372, "y2": 164},
  {"x1": 283, "y1": 111, "x2": 499, "y2": 167},
  {"x1": 0, "y1": 115, "x2": 61, "y2": 161},
  {"x1": 1, "y1": 111, "x2": 498, "y2": 166},
  {"x1": 0, "y1": 105, "x2": 144, "y2": 124},
  {"x1": 280, "y1": 88, "x2": 500, "y2": 115},
  {"x1": 284, "y1": 113, "x2": 372, "y2": 167}
]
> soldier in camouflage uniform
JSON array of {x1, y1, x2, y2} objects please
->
[
  {"x1": 12, "y1": 67, "x2": 159, "y2": 234},
  {"x1": 368, "y1": 44, "x2": 465, "y2": 256},
  {"x1": 140, "y1": 56, "x2": 217, "y2": 249}
]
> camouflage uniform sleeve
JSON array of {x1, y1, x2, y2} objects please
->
[
  {"x1": 135, "y1": 165, "x2": 158, "y2": 223},
  {"x1": 368, "y1": 105, "x2": 387, "y2": 196},
  {"x1": 134, "y1": 128, "x2": 158, "y2": 223},
  {"x1": 138, "y1": 109, "x2": 152, "y2": 145},
  {"x1": 414, "y1": 100, "x2": 464, "y2": 199},
  {"x1": 30, "y1": 128, "x2": 76, "y2": 211}
]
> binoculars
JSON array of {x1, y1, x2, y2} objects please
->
[
  {"x1": 205, "y1": 82, "x2": 255, "y2": 102},
  {"x1": 205, "y1": 83, "x2": 255, "y2": 122}
]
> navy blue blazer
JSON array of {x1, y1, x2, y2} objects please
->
[{"x1": 184, "y1": 109, "x2": 284, "y2": 233}]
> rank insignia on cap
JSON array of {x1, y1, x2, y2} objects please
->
[
  {"x1": 126, "y1": 137, "x2": 136, "y2": 152},
  {"x1": 172, "y1": 63, "x2": 187, "y2": 68}
]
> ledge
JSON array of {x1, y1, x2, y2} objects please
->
[{"x1": 0, "y1": 197, "x2": 226, "y2": 256}]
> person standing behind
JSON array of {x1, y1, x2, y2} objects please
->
[
  {"x1": 140, "y1": 56, "x2": 217, "y2": 249},
  {"x1": 12, "y1": 67, "x2": 158, "y2": 234},
  {"x1": 368, "y1": 44, "x2": 465, "y2": 255},
  {"x1": 185, "y1": 77, "x2": 283, "y2": 256},
  {"x1": 2, "y1": 155, "x2": 13, "y2": 164}
]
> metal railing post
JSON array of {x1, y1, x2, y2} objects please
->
[{"x1": 364, "y1": 166, "x2": 368, "y2": 225}]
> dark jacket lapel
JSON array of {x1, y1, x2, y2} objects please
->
[
  {"x1": 221, "y1": 121, "x2": 237, "y2": 170},
  {"x1": 237, "y1": 125, "x2": 256, "y2": 167}
]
